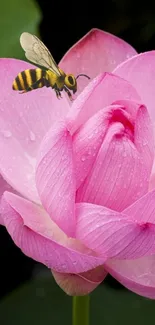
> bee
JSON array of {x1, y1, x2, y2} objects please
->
[{"x1": 12, "y1": 32, "x2": 90, "y2": 100}]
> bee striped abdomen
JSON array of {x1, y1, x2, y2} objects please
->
[{"x1": 12, "y1": 68, "x2": 47, "y2": 91}]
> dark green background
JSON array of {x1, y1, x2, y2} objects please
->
[
  {"x1": 0, "y1": 268, "x2": 154, "y2": 325},
  {"x1": 0, "y1": 0, "x2": 155, "y2": 323}
]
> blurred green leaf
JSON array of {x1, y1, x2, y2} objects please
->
[
  {"x1": 0, "y1": 270, "x2": 155, "y2": 325},
  {"x1": 0, "y1": 0, "x2": 41, "y2": 59}
]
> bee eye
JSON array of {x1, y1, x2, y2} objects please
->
[{"x1": 68, "y1": 75, "x2": 74, "y2": 85}]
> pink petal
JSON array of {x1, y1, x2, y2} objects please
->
[
  {"x1": 0, "y1": 59, "x2": 69, "y2": 202},
  {"x1": 0, "y1": 215, "x2": 3, "y2": 226},
  {"x1": 123, "y1": 189, "x2": 155, "y2": 223},
  {"x1": 59, "y1": 28, "x2": 137, "y2": 96},
  {"x1": 0, "y1": 192, "x2": 105, "y2": 273},
  {"x1": 36, "y1": 120, "x2": 76, "y2": 236},
  {"x1": 0, "y1": 175, "x2": 19, "y2": 225},
  {"x1": 76, "y1": 202, "x2": 155, "y2": 259},
  {"x1": 73, "y1": 105, "x2": 119, "y2": 189},
  {"x1": 52, "y1": 265, "x2": 107, "y2": 295},
  {"x1": 106, "y1": 256, "x2": 155, "y2": 299},
  {"x1": 66, "y1": 72, "x2": 140, "y2": 134},
  {"x1": 76, "y1": 103, "x2": 153, "y2": 210},
  {"x1": 149, "y1": 169, "x2": 155, "y2": 191},
  {"x1": 113, "y1": 51, "x2": 155, "y2": 122}
]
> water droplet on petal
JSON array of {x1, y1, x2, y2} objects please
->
[
  {"x1": 143, "y1": 140, "x2": 147, "y2": 146},
  {"x1": 76, "y1": 52, "x2": 81, "y2": 59},
  {"x1": 29, "y1": 131, "x2": 36, "y2": 142},
  {"x1": 126, "y1": 53, "x2": 131, "y2": 59},
  {"x1": 94, "y1": 129, "x2": 99, "y2": 134},
  {"x1": 81, "y1": 155, "x2": 86, "y2": 162},
  {"x1": 61, "y1": 263, "x2": 67, "y2": 270},
  {"x1": 2, "y1": 130, "x2": 12, "y2": 138}
]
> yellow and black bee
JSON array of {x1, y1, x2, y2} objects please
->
[{"x1": 12, "y1": 32, "x2": 90, "y2": 100}]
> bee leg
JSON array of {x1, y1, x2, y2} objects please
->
[
  {"x1": 19, "y1": 90, "x2": 27, "y2": 94},
  {"x1": 53, "y1": 85, "x2": 62, "y2": 99},
  {"x1": 58, "y1": 91, "x2": 62, "y2": 99},
  {"x1": 57, "y1": 90, "x2": 62, "y2": 99},
  {"x1": 55, "y1": 89, "x2": 61, "y2": 99},
  {"x1": 19, "y1": 86, "x2": 34, "y2": 94},
  {"x1": 63, "y1": 86, "x2": 73, "y2": 101}
]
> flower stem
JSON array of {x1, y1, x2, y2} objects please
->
[{"x1": 72, "y1": 295, "x2": 90, "y2": 325}]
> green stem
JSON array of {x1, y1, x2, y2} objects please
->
[{"x1": 72, "y1": 295, "x2": 90, "y2": 325}]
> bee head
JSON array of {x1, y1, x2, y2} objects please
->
[{"x1": 65, "y1": 74, "x2": 77, "y2": 93}]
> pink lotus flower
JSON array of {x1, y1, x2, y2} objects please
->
[{"x1": 1, "y1": 28, "x2": 155, "y2": 298}]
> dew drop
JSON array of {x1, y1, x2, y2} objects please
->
[
  {"x1": 76, "y1": 52, "x2": 81, "y2": 59},
  {"x1": 81, "y1": 155, "x2": 86, "y2": 162},
  {"x1": 94, "y1": 129, "x2": 99, "y2": 134},
  {"x1": 72, "y1": 260, "x2": 77, "y2": 265},
  {"x1": 126, "y1": 53, "x2": 131, "y2": 59},
  {"x1": 29, "y1": 131, "x2": 36, "y2": 141},
  {"x1": 61, "y1": 263, "x2": 67, "y2": 269},
  {"x1": 2, "y1": 130, "x2": 12, "y2": 138},
  {"x1": 143, "y1": 141, "x2": 147, "y2": 146}
]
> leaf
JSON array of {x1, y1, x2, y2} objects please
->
[
  {"x1": 0, "y1": 268, "x2": 155, "y2": 325},
  {"x1": 0, "y1": 0, "x2": 41, "y2": 59}
]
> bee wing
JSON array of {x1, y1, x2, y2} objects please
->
[{"x1": 20, "y1": 32, "x2": 61, "y2": 76}]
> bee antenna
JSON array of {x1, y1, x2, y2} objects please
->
[{"x1": 76, "y1": 74, "x2": 90, "y2": 80}]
